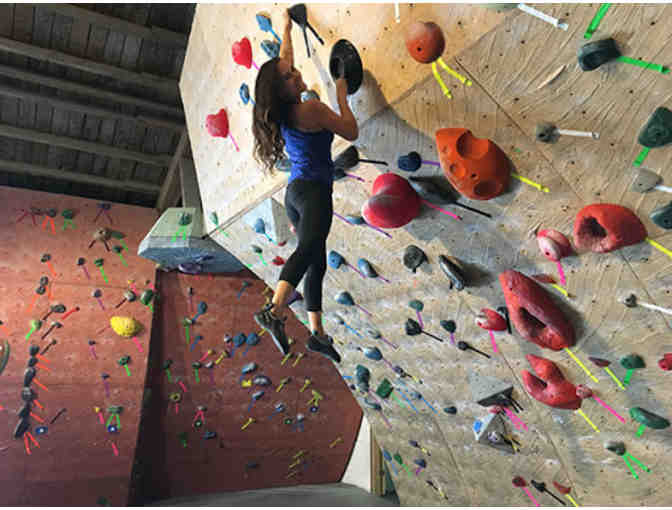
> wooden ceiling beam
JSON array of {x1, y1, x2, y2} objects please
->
[
  {"x1": 39, "y1": 4, "x2": 188, "y2": 48},
  {"x1": 0, "y1": 35, "x2": 179, "y2": 93},
  {"x1": 0, "y1": 159, "x2": 160, "y2": 194},
  {"x1": 0, "y1": 63, "x2": 184, "y2": 118},
  {"x1": 0, "y1": 123, "x2": 172, "y2": 167},
  {"x1": 0, "y1": 83, "x2": 184, "y2": 131}
]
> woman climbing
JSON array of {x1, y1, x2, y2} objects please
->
[{"x1": 252, "y1": 8, "x2": 358, "y2": 363}]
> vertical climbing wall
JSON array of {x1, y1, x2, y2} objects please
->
[
  {"x1": 133, "y1": 270, "x2": 362, "y2": 502},
  {"x1": 0, "y1": 187, "x2": 157, "y2": 505},
  {"x1": 182, "y1": 3, "x2": 672, "y2": 506}
]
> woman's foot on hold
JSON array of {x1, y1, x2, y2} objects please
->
[
  {"x1": 307, "y1": 332, "x2": 341, "y2": 363},
  {"x1": 254, "y1": 304, "x2": 290, "y2": 355}
]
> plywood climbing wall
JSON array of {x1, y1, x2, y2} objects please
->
[{"x1": 182, "y1": 3, "x2": 672, "y2": 506}]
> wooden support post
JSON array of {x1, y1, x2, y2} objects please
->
[
  {"x1": 0, "y1": 123, "x2": 172, "y2": 167},
  {"x1": 156, "y1": 129, "x2": 189, "y2": 212},
  {"x1": 371, "y1": 432, "x2": 385, "y2": 496},
  {"x1": 0, "y1": 159, "x2": 160, "y2": 194}
]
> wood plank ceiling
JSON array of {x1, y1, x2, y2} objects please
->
[{"x1": 0, "y1": 3, "x2": 195, "y2": 209}]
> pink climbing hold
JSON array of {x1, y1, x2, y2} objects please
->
[{"x1": 206, "y1": 109, "x2": 239, "y2": 151}]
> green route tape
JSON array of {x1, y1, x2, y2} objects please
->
[
  {"x1": 617, "y1": 56, "x2": 670, "y2": 74},
  {"x1": 633, "y1": 147, "x2": 650, "y2": 167},
  {"x1": 584, "y1": 4, "x2": 611, "y2": 39}
]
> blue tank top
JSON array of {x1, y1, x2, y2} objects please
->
[{"x1": 281, "y1": 124, "x2": 335, "y2": 189}]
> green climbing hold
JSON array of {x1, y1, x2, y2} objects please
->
[
  {"x1": 178, "y1": 212, "x2": 192, "y2": 226},
  {"x1": 61, "y1": 209, "x2": 74, "y2": 219},
  {"x1": 209, "y1": 212, "x2": 219, "y2": 225},
  {"x1": 620, "y1": 354, "x2": 645, "y2": 370},
  {"x1": 375, "y1": 378, "x2": 393, "y2": 399},
  {"x1": 629, "y1": 407, "x2": 670, "y2": 429},
  {"x1": 140, "y1": 289, "x2": 154, "y2": 306},
  {"x1": 409, "y1": 300, "x2": 424, "y2": 312}
]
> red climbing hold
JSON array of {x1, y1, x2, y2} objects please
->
[
  {"x1": 435, "y1": 128, "x2": 510, "y2": 200},
  {"x1": 232, "y1": 37, "x2": 253, "y2": 69},
  {"x1": 521, "y1": 354, "x2": 582, "y2": 410},
  {"x1": 475, "y1": 309, "x2": 507, "y2": 331},
  {"x1": 405, "y1": 21, "x2": 445, "y2": 64},
  {"x1": 361, "y1": 173, "x2": 421, "y2": 228},
  {"x1": 537, "y1": 229, "x2": 573, "y2": 261},
  {"x1": 206, "y1": 109, "x2": 230, "y2": 138},
  {"x1": 573, "y1": 204, "x2": 647, "y2": 253},
  {"x1": 272, "y1": 256, "x2": 285, "y2": 266},
  {"x1": 659, "y1": 354, "x2": 672, "y2": 371},
  {"x1": 499, "y1": 270, "x2": 575, "y2": 351}
]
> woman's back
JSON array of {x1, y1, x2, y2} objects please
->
[{"x1": 281, "y1": 123, "x2": 335, "y2": 187}]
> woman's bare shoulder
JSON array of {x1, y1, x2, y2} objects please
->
[{"x1": 291, "y1": 101, "x2": 328, "y2": 132}]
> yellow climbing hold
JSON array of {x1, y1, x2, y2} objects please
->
[{"x1": 110, "y1": 316, "x2": 141, "y2": 337}]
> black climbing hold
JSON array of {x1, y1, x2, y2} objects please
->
[
  {"x1": 39, "y1": 277, "x2": 48, "y2": 287},
  {"x1": 398, "y1": 152, "x2": 422, "y2": 172},
  {"x1": 363, "y1": 397, "x2": 381, "y2": 410},
  {"x1": 403, "y1": 245, "x2": 427, "y2": 273},
  {"x1": 438, "y1": 255, "x2": 466, "y2": 290},
  {"x1": 578, "y1": 38, "x2": 621, "y2": 71},
  {"x1": 29, "y1": 345, "x2": 39, "y2": 356},
  {"x1": 21, "y1": 387, "x2": 34, "y2": 402},
  {"x1": 440, "y1": 320, "x2": 456, "y2": 333},
  {"x1": 36, "y1": 286, "x2": 46, "y2": 295},
  {"x1": 414, "y1": 458, "x2": 427, "y2": 468},
  {"x1": 18, "y1": 403, "x2": 31, "y2": 418},
  {"x1": 444, "y1": 406, "x2": 457, "y2": 414},
  {"x1": 14, "y1": 417, "x2": 30, "y2": 438},
  {"x1": 41, "y1": 254, "x2": 51, "y2": 263},
  {"x1": 605, "y1": 440, "x2": 626, "y2": 455},
  {"x1": 245, "y1": 461, "x2": 260, "y2": 469},
  {"x1": 535, "y1": 122, "x2": 558, "y2": 144},
  {"x1": 638, "y1": 107, "x2": 672, "y2": 148},
  {"x1": 24, "y1": 367, "x2": 36, "y2": 386},
  {"x1": 405, "y1": 318, "x2": 422, "y2": 336},
  {"x1": 330, "y1": 39, "x2": 363, "y2": 95},
  {"x1": 497, "y1": 306, "x2": 512, "y2": 334},
  {"x1": 650, "y1": 201, "x2": 672, "y2": 229},
  {"x1": 409, "y1": 300, "x2": 424, "y2": 312}
]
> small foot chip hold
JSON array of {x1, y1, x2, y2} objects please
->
[{"x1": 536, "y1": 65, "x2": 566, "y2": 90}]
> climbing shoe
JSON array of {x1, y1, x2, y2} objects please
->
[
  {"x1": 307, "y1": 333, "x2": 341, "y2": 363},
  {"x1": 254, "y1": 304, "x2": 289, "y2": 356}
]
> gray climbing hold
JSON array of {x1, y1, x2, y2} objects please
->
[
  {"x1": 403, "y1": 245, "x2": 427, "y2": 273},
  {"x1": 444, "y1": 406, "x2": 457, "y2": 414},
  {"x1": 473, "y1": 413, "x2": 514, "y2": 454},
  {"x1": 398, "y1": 152, "x2": 422, "y2": 172},
  {"x1": 29, "y1": 345, "x2": 39, "y2": 356},
  {"x1": 253, "y1": 375, "x2": 271, "y2": 386},
  {"x1": 405, "y1": 318, "x2": 422, "y2": 336},
  {"x1": 468, "y1": 371, "x2": 514, "y2": 407},
  {"x1": 24, "y1": 367, "x2": 36, "y2": 386},
  {"x1": 241, "y1": 362, "x2": 257, "y2": 374},
  {"x1": 251, "y1": 390, "x2": 264, "y2": 401},
  {"x1": 604, "y1": 440, "x2": 626, "y2": 456},
  {"x1": 631, "y1": 168, "x2": 663, "y2": 193},
  {"x1": 365, "y1": 327, "x2": 381, "y2": 339},
  {"x1": 438, "y1": 255, "x2": 466, "y2": 291},
  {"x1": 651, "y1": 201, "x2": 672, "y2": 230},
  {"x1": 535, "y1": 122, "x2": 559, "y2": 144},
  {"x1": 363, "y1": 346, "x2": 383, "y2": 361},
  {"x1": 21, "y1": 387, "x2": 33, "y2": 402},
  {"x1": 414, "y1": 458, "x2": 427, "y2": 468},
  {"x1": 357, "y1": 258, "x2": 378, "y2": 278},
  {"x1": 39, "y1": 277, "x2": 48, "y2": 287}
]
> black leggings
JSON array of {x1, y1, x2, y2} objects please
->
[{"x1": 279, "y1": 178, "x2": 333, "y2": 312}]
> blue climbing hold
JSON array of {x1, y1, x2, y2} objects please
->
[
  {"x1": 398, "y1": 151, "x2": 422, "y2": 172},
  {"x1": 363, "y1": 346, "x2": 383, "y2": 361},
  {"x1": 328, "y1": 250, "x2": 345, "y2": 269}
]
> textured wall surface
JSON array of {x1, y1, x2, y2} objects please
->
[
  {"x1": 0, "y1": 186, "x2": 157, "y2": 505},
  {"x1": 133, "y1": 269, "x2": 363, "y2": 503},
  {"x1": 183, "y1": 3, "x2": 672, "y2": 507}
]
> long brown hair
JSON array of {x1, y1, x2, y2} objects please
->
[{"x1": 252, "y1": 58, "x2": 290, "y2": 175}]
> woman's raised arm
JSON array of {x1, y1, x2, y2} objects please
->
[{"x1": 279, "y1": 9, "x2": 294, "y2": 68}]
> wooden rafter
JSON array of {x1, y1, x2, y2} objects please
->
[
  {"x1": 0, "y1": 63, "x2": 184, "y2": 118},
  {"x1": 0, "y1": 83, "x2": 184, "y2": 131},
  {"x1": 0, "y1": 123, "x2": 172, "y2": 167},
  {"x1": 39, "y1": 4, "x2": 189, "y2": 48},
  {"x1": 0, "y1": 159, "x2": 160, "y2": 194},
  {"x1": 0, "y1": 36, "x2": 179, "y2": 93}
]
